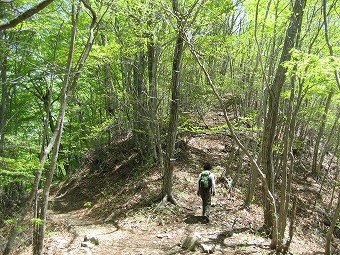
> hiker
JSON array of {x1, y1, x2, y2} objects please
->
[{"x1": 197, "y1": 162, "x2": 216, "y2": 222}]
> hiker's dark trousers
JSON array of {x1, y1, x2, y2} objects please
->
[{"x1": 200, "y1": 189, "x2": 211, "y2": 218}]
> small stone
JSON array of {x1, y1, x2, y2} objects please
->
[
  {"x1": 81, "y1": 241, "x2": 94, "y2": 248},
  {"x1": 84, "y1": 235, "x2": 99, "y2": 245},
  {"x1": 201, "y1": 244, "x2": 215, "y2": 253},
  {"x1": 182, "y1": 236, "x2": 201, "y2": 251}
]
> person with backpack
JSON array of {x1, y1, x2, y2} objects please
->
[{"x1": 197, "y1": 162, "x2": 216, "y2": 222}]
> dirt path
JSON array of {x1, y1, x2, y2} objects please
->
[
  {"x1": 38, "y1": 204, "x2": 325, "y2": 255},
  {"x1": 41, "y1": 185, "x2": 326, "y2": 254},
  {"x1": 42, "y1": 192, "x2": 273, "y2": 255},
  {"x1": 32, "y1": 133, "x2": 329, "y2": 255}
]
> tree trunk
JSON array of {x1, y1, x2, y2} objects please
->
[
  {"x1": 132, "y1": 50, "x2": 147, "y2": 150},
  {"x1": 283, "y1": 195, "x2": 297, "y2": 254},
  {"x1": 324, "y1": 190, "x2": 340, "y2": 255},
  {"x1": 260, "y1": 0, "x2": 306, "y2": 239},
  {"x1": 162, "y1": 26, "x2": 184, "y2": 204},
  {"x1": 3, "y1": 169, "x2": 43, "y2": 255},
  {"x1": 322, "y1": 0, "x2": 340, "y2": 90},
  {"x1": 187, "y1": 34, "x2": 278, "y2": 252},
  {"x1": 244, "y1": 157, "x2": 259, "y2": 208},
  {"x1": 32, "y1": 3, "x2": 80, "y2": 254},
  {"x1": 33, "y1": 2, "x2": 97, "y2": 254},
  {"x1": 147, "y1": 32, "x2": 160, "y2": 162},
  {"x1": 4, "y1": 1, "x2": 97, "y2": 254},
  {"x1": 39, "y1": 85, "x2": 53, "y2": 159},
  {"x1": 277, "y1": 73, "x2": 302, "y2": 251},
  {"x1": 34, "y1": 114, "x2": 65, "y2": 254},
  {"x1": 316, "y1": 113, "x2": 339, "y2": 176},
  {"x1": 311, "y1": 90, "x2": 333, "y2": 177},
  {"x1": 0, "y1": 49, "x2": 8, "y2": 155}
]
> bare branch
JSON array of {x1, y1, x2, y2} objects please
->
[{"x1": 0, "y1": 0, "x2": 55, "y2": 31}]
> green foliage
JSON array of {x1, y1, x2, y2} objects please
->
[
  {"x1": 1, "y1": 0, "x2": 340, "y2": 234},
  {"x1": 0, "y1": 156, "x2": 39, "y2": 189},
  {"x1": 178, "y1": 112, "x2": 203, "y2": 133},
  {"x1": 83, "y1": 201, "x2": 92, "y2": 208},
  {"x1": 4, "y1": 218, "x2": 16, "y2": 225},
  {"x1": 284, "y1": 49, "x2": 339, "y2": 92},
  {"x1": 31, "y1": 217, "x2": 44, "y2": 226}
]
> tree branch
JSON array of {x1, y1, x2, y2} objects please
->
[
  {"x1": 322, "y1": 0, "x2": 340, "y2": 90},
  {"x1": 0, "y1": 0, "x2": 55, "y2": 31}
]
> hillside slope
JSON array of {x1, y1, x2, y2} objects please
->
[{"x1": 21, "y1": 127, "x2": 339, "y2": 254}]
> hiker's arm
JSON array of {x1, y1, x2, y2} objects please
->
[{"x1": 197, "y1": 173, "x2": 201, "y2": 195}]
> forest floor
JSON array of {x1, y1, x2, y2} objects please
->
[{"x1": 17, "y1": 111, "x2": 339, "y2": 255}]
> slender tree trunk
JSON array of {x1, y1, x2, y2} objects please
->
[
  {"x1": 4, "y1": 1, "x2": 97, "y2": 254},
  {"x1": 322, "y1": 0, "x2": 340, "y2": 90},
  {"x1": 39, "y1": 86, "x2": 53, "y2": 159},
  {"x1": 327, "y1": 155, "x2": 339, "y2": 210},
  {"x1": 161, "y1": 0, "x2": 206, "y2": 204},
  {"x1": 244, "y1": 157, "x2": 259, "y2": 208},
  {"x1": 260, "y1": 0, "x2": 306, "y2": 238},
  {"x1": 316, "y1": 113, "x2": 339, "y2": 176},
  {"x1": 132, "y1": 50, "x2": 147, "y2": 150},
  {"x1": 162, "y1": 24, "x2": 184, "y2": 204},
  {"x1": 3, "y1": 168, "x2": 43, "y2": 255},
  {"x1": 283, "y1": 195, "x2": 297, "y2": 254},
  {"x1": 311, "y1": 90, "x2": 333, "y2": 177},
  {"x1": 186, "y1": 34, "x2": 278, "y2": 251},
  {"x1": 325, "y1": 190, "x2": 340, "y2": 255},
  {"x1": 32, "y1": 3, "x2": 80, "y2": 254},
  {"x1": 33, "y1": 2, "x2": 97, "y2": 254},
  {"x1": 277, "y1": 74, "x2": 300, "y2": 251},
  {"x1": 34, "y1": 112, "x2": 65, "y2": 254},
  {"x1": 147, "y1": 33, "x2": 160, "y2": 162},
  {"x1": 0, "y1": 51, "x2": 8, "y2": 155}
]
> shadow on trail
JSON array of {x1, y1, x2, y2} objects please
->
[
  {"x1": 184, "y1": 214, "x2": 210, "y2": 224},
  {"x1": 212, "y1": 228, "x2": 273, "y2": 253}
]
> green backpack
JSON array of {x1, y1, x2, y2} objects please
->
[{"x1": 200, "y1": 170, "x2": 211, "y2": 190}]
